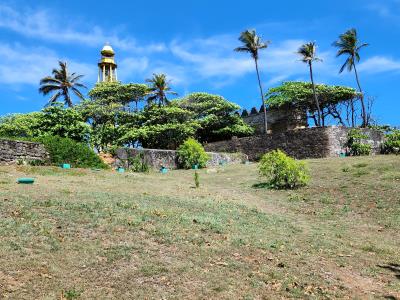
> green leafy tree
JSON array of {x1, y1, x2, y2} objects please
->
[
  {"x1": 173, "y1": 92, "x2": 254, "y2": 142},
  {"x1": 34, "y1": 104, "x2": 91, "y2": 142},
  {"x1": 39, "y1": 61, "x2": 87, "y2": 107},
  {"x1": 266, "y1": 82, "x2": 359, "y2": 126},
  {"x1": 297, "y1": 42, "x2": 322, "y2": 126},
  {"x1": 119, "y1": 106, "x2": 199, "y2": 149},
  {"x1": 235, "y1": 29, "x2": 270, "y2": 133},
  {"x1": 177, "y1": 138, "x2": 210, "y2": 169},
  {"x1": 88, "y1": 81, "x2": 148, "y2": 111},
  {"x1": 145, "y1": 73, "x2": 177, "y2": 106},
  {"x1": 333, "y1": 28, "x2": 369, "y2": 127},
  {"x1": 0, "y1": 113, "x2": 42, "y2": 138}
]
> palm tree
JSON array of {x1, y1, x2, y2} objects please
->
[
  {"x1": 145, "y1": 73, "x2": 177, "y2": 106},
  {"x1": 39, "y1": 61, "x2": 87, "y2": 107},
  {"x1": 333, "y1": 28, "x2": 369, "y2": 127},
  {"x1": 235, "y1": 29, "x2": 270, "y2": 133},
  {"x1": 297, "y1": 42, "x2": 323, "y2": 126}
]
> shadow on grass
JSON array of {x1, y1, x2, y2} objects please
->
[
  {"x1": 252, "y1": 182, "x2": 271, "y2": 189},
  {"x1": 378, "y1": 263, "x2": 400, "y2": 280},
  {"x1": 252, "y1": 182, "x2": 303, "y2": 191}
]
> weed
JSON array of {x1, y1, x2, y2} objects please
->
[{"x1": 194, "y1": 171, "x2": 200, "y2": 188}]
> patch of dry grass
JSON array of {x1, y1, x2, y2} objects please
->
[{"x1": 0, "y1": 155, "x2": 399, "y2": 299}]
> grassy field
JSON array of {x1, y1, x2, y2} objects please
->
[{"x1": 0, "y1": 155, "x2": 399, "y2": 299}]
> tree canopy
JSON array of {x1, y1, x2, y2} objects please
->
[
  {"x1": 173, "y1": 92, "x2": 254, "y2": 142},
  {"x1": 266, "y1": 82, "x2": 359, "y2": 110}
]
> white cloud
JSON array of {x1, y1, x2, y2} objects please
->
[
  {"x1": 0, "y1": 43, "x2": 96, "y2": 86},
  {"x1": 0, "y1": 4, "x2": 166, "y2": 53},
  {"x1": 358, "y1": 56, "x2": 400, "y2": 73}
]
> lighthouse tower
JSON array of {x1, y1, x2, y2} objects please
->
[{"x1": 98, "y1": 43, "x2": 117, "y2": 82}]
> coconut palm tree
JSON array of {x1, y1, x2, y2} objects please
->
[
  {"x1": 145, "y1": 73, "x2": 177, "y2": 106},
  {"x1": 235, "y1": 29, "x2": 270, "y2": 133},
  {"x1": 333, "y1": 28, "x2": 369, "y2": 127},
  {"x1": 297, "y1": 42, "x2": 323, "y2": 126},
  {"x1": 39, "y1": 61, "x2": 87, "y2": 107}
]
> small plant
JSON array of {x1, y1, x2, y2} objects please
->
[
  {"x1": 342, "y1": 166, "x2": 350, "y2": 172},
  {"x1": 382, "y1": 130, "x2": 400, "y2": 155},
  {"x1": 194, "y1": 171, "x2": 200, "y2": 188},
  {"x1": 128, "y1": 153, "x2": 150, "y2": 173},
  {"x1": 258, "y1": 150, "x2": 310, "y2": 189},
  {"x1": 63, "y1": 288, "x2": 81, "y2": 300},
  {"x1": 177, "y1": 138, "x2": 209, "y2": 169},
  {"x1": 346, "y1": 129, "x2": 372, "y2": 156}
]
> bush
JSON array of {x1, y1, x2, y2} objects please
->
[
  {"x1": 346, "y1": 129, "x2": 372, "y2": 156},
  {"x1": 383, "y1": 130, "x2": 400, "y2": 154},
  {"x1": 127, "y1": 153, "x2": 150, "y2": 173},
  {"x1": 35, "y1": 136, "x2": 108, "y2": 169},
  {"x1": 177, "y1": 138, "x2": 209, "y2": 169},
  {"x1": 258, "y1": 150, "x2": 310, "y2": 189}
]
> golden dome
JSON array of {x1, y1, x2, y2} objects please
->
[{"x1": 101, "y1": 44, "x2": 115, "y2": 57}]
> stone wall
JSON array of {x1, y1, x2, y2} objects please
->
[
  {"x1": 0, "y1": 139, "x2": 49, "y2": 164},
  {"x1": 242, "y1": 108, "x2": 308, "y2": 134},
  {"x1": 115, "y1": 148, "x2": 248, "y2": 169},
  {"x1": 204, "y1": 127, "x2": 385, "y2": 160}
]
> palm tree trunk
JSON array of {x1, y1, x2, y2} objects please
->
[
  {"x1": 353, "y1": 61, "x2": 367, "y2": 127},
  {"x1": 254, "y1": 59, "x2": 268, "y2": 134},
  {"x1": 308, "y1": 62, "x2": 321, "y2": 127}
]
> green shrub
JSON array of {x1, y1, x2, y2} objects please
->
[
  {"x1": 177, "y1": 138, "x2": 209, "y2": 169},
  {"x1": 35, "y1": 136, "x2": 108, "y2": 169},
  {"x1": 258, "y1": 150, "x2": 310, "y2": 189},
  {"x1": 346, "y1": 129, "x2": 372, "y2": 156},
  {"x1": 127, "y1": 153, "x2": 150, "y2": 173},
  {"x1": 383, "y1": 130, "x2": 400, "y2": 154}
]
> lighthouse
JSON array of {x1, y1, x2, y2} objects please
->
[{"x1": 97, "y1": 43, "x2": 117, "y2": 82}]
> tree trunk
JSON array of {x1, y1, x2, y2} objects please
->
[
  {"x1": 353, "y1": 61, "x2": 367, "y2": 127},
  {"x1": 254, "y1": 59, "x2": 268, "y2": 134},
  {"x1": 309, "y1": 62, "x2": 322, "y2": 127}
]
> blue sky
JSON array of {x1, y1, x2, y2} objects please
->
[{"x1": 0, "y1": 0, "x2": 399, "y2": 125}]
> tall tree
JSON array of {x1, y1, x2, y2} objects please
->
[
  {"x1": 39, "y1": 61, "x2": 87, "y2": 107},
  {"x1": 297, "y1": 42, "x2": 323, "y2": 126},
  {"x1": 234, "y1": 29, "x2": 270, "y2": 133},
  {"x1": 145, "y1": 73, "x2": 177, "y2": 106},
  {"x1": 333, "y1": 28, "x2": 369, "y2": 127}
]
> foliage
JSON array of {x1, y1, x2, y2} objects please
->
[
  {"x1": 297, "y1": 41, "x2": 322, "y2": 126},
  {"x1": 35, "y1": 104, "x2": 91, "y2": 142},
  {"x1": 194, "y1": 171, "x2": 200, "y2": 188},
  {"x1": 234, "y1": 29, "x2": 270, "y2": 133},
  {"x1": 177, "y1": 138, "x2": 209, "y2": 169},
  {"x1": 39, "y1": 61, "x2": 87, "y2": 107},
  {"x1": 266, "y1": 82, "x2": 359, "y2": 110},
  {"x1": 119, "y1": 106, "x2": 199, "y2": 149},
  {"x1": 333, "y1": 28, "x2": 369, "y2": 126},
  {"x1": 0, "y1": 112, "x2": 42, "y2": 138},
  {"x1": 88, "y1": 81, "x2": 148, "y2": 110},
  {"x1": 346, "y1": 129, "x2": 372, "y2": 156},
  {"x1": 35, "y1": 135, "x2": 107, "y2": 169},
  {"x1": 0, "y1": 104, "x2": 90, "y2": 143},
  {"x1": 127, "y1": 153, "x2": 150, "y2": 173},
  {"x1": 383, "y1": 130, "x2": 400, "y2": 154},
  {"x1": 173, "y1": 92, "x2": 254, "y2": 143},
  {"x1": 266, "y1": 81, "x2": 359, "y2": 126},
  {"x1": 258, "y1": 150, "x2": 310, "y2": 189},
  {"x1": 146, "y1": 73, "x2": 177, "y2": 106}
]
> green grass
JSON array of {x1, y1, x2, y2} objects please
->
[{"x1": 0, "y1": 155, "x2": 399, "y2": 299}]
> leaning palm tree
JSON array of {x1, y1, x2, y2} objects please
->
[
  {"x1": 39, "y1": 61, "x2": 87, "y2": 107},
  {"x1": 333, "y1": 28, "x2": 369, "y2": 127},
  {"x1": 297, "y1": 42, "x2": 323, "y2": 126},
  {"x1": 145, "y1": 73, "x2": 177, "y2": 106},
  {"x1": 235, "y1": 29, "x2": 270, "y2": 133}
]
